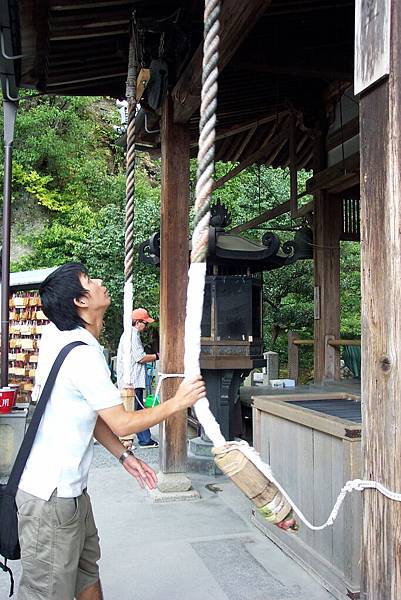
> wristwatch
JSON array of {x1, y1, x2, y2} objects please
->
[{"x1": 119, "y1": 449, "x2": 135, "y2": 464}]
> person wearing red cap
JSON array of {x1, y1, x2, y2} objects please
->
[{"x1": 116, "y1": 308, "x2": 159, "y2": 448}]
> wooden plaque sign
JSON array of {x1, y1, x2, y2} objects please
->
[{"x1": 354, "y1": 0, "x2": 391, "y2": 94}]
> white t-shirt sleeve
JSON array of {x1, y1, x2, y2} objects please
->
[{"x1": 67, "y1": 345, "x2": 122, "y2": 411}]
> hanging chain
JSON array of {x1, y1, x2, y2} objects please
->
[{"x1": 191, "y1": 0, "x2": 220, "y2": 263}]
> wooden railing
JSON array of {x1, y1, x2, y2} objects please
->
[{"x1": 287, "y1": 330, "x2": 361, "y2": 383}]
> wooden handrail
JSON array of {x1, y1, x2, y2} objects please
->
[
  {"x1": 290, "y1": 338, "x2": 361, "y2": 347},
  {"x1": 327, "y1": 339, "x2": 361, "y2": 347}
]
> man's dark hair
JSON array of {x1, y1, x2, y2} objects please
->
[{"x1": 39, "y1": 263, "x2": 89, "y2": 330}]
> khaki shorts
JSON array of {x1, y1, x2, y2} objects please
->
[{"x1": 16, "y1": 488, "x2": 100, "y2": 600}]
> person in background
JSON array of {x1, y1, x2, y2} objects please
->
[{"x1": 117, "y1": 308, "x2": 159, "y2": 448}]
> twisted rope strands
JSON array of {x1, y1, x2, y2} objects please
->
[
  {"x1": 191, "y1": 0, "x2": 220, "y2": 263},
  {"x1": 183, "y1": 0, "x2": 226, "y2": 447},
  {"x1": 122, "y1": 31, "x2": 137, "y2": 386},
  {"x1": 125, "y1": 37, "x2": 137, "y2": 283}
]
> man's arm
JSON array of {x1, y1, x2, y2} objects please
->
[
  {"x1": 138, "y1": 353, "x2": 157, "y2": 364},
  {"x1": 98, "y1": 376, "x2": 205, "y2": 437},
  {"x1": 93, "y1": 415, "x2": 127, "y2": 459},
  {"x1": 93, "y1": 416, "x2": 157, "y2": 489}
]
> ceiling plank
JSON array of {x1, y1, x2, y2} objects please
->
[
  {"x1": 172, "y1": 0, "x2": 271, "y2": 123},
  {"x1": 50, "y1": 0, "x2": 132, "y2": 10},
  {"x1": 237, "y1": 61, "x2": 353, "y2": 81}
]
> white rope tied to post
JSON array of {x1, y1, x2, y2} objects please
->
[{"x1": 177, "y1": 0, "x2": 401, "y2": 533}]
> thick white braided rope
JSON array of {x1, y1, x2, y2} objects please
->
[
  {"x1": 177, "y1": 0, "x2": 401, "y2": 531},
  {"x1": 156, "y1": 259, "x2": 401, "y2": 529}
]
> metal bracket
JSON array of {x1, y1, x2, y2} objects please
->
[
  {"x1": 0, "y1": 28, "x2": 23, "y2": 60},
  {"x1": 144, "y1": 112, "x2": 160, "y2": 134},
  {"x1": 4, "y1": 76, "x2": 18, "y2": 102}
]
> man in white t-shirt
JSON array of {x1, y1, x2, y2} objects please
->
[{"x1": 16, "y1": 263, "x2": 205, "y2": 600}]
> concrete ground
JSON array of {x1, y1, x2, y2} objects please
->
[{"x1": 1, "y1": 435, "x2": 335, "y2": 600}]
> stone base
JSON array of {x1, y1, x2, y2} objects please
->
[
  {"x1": 149, "y1": 488, "x2": 201, "y2": 503},
  {"x1": 187, "y1": 436, "x2": 222, "y2": 476},
  {"x1": 156, "y1": 471, "x2": 192, "y2": 493},
  {"x1": 149, "y1": 472, "x2": 200, "y2": 503}
]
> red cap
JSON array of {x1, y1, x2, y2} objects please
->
[{"x1": 132, "y1": 308, "x2": 155, "y2": 323}]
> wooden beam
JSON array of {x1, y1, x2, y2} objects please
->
[
  {"x1": 172, "y1": 0, "x2": 271, "y2": 123},
  {"x1": 232, "y1": 125, "x2": 257, "y2": 162},
  {"x1": 326, "y1": 115, "x2": 359, "y2": 151},
  {"x1": 306, "y1": 152, "x2": 360, "y2": 193},
  {"x1": 296, "y1": 199, "x2": 314, "y2": 217},
  {"x1": 51, "y1": 0, "x2": 132, "y2": 10},
  {"x1": 159, "y1": 94, "x2": 189, "y2": 474},
  {"x1": 211, "y1": 112, "x2": 282, "y2": 145},
  {"x1": 49, "y1": 27, "x2": 128, "y2": 41},
  {"x1": 288, "y1": 331, "x2": 300, "y2": 384},
  {"x1": 359, "y1": 1, "x2": 401, "y2": 597},
  {"x1": 229, "y1": 191, "x2": 308, "y2": 234},
  {"x1": 212, "y1": 124, "x2": 287, "y2": 192},
  {"x1": 313, "y1": 190, "x2": 342, "y2": 384},
  {"x1": 46, "y1": 71, "x2": 127, "y2": 87}
]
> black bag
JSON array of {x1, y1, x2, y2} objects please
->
[{"x1": 0, "y1": 341, "x2": 87, "y2": 596}]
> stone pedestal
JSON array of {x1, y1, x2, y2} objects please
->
[
  {"x1": 187, "y1": 436, "x2": 221, "y2": 476},
  {"x1": 151, "y1": 472, "x2": 200, "y2": 503},
  {"x1": 264, "y1": 351, "x2": 279, "y2": 381}
]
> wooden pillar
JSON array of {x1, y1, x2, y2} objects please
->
[
  {"x1": 159, "y1": 94, "x2": 190, "y2": 473},
  {"x1": 358, "y1": 1, "x2": 401, "y2": 597},
  {"x1": 313, "y1": 191, "x2": 341, "y2": 384},
  {"x1": 287, "y1": 331, "x2": 300, "y2": 384}
]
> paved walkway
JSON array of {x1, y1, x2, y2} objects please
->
[{"x1": 1, "y1": 441, "x2": 335, "y2": 600}]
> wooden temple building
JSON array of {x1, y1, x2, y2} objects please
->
[{"x1": 0, "y1": 1, "x2": 400, "y2": 598}]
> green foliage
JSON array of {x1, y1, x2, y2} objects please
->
[
  {"x1": 12, "y1": 162, "x2": 65, "y2": 210},
  {"x1": 7, "y1": 94, "x2": 361, "y2": 371},
  {"x1": 340, "y1": 242, "x2": 361, "y2": 338}
]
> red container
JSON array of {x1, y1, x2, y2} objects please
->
[
  {"x1": 8, "y1": 384, "x2": 20, "y2": 405},
  {"x1": 0, "y1": 388, "x2": 15, "y2": 413}
]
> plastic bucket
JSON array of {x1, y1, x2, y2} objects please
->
[
  {"x1": 0, "y1": 388, "x2": 15, "y2": 413},
  {"x1": 144, "y1": 394, "x2": 160, "y2": 408}
]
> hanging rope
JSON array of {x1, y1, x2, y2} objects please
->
[
  {"x1": 122, "y1": 26, "x2": 137, "y2": 387},
  {"x1": 191, "y1": 0, "x2": 220, "y2": 264},
  {"x1": 179, "y1": 0, "x2": 401, "y2": 531},
  {"x1": 183, "y1": 0, "x2": 225, "y2": 448}
]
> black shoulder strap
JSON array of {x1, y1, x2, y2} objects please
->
[{"x1": 6, "y1": 341, "x2": 87, "y2": 494}]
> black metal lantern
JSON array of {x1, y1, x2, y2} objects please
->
[{"x1": 138, "y1": 203, "x2": 313, "y2": 443}]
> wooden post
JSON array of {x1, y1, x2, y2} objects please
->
[
  {"x1": 287, "y1": 331, "x2": 300, "y2": 384},
  {"x1": 159, "y1": 94, "x2": 190, "y2": 473},
  {"x1": 359, "y1": 1, "x2": 401, "y2": 597},
  {"x1": 324, "y1": 334, "x2": 340, "y2": 382},
  {"x1": 313, "y1": 190, "x2": 341, "y2": 384}
]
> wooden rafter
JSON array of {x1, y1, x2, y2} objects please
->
[
  {"x1": 228, "y1": 190, "x2": 309, "y2": 235},
  {"x1": 212, "y1": 118, "x2": 288, "y2": 191},
  {"x1": 172, "y1": 0, "x2": 271, "y2": 123}
]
